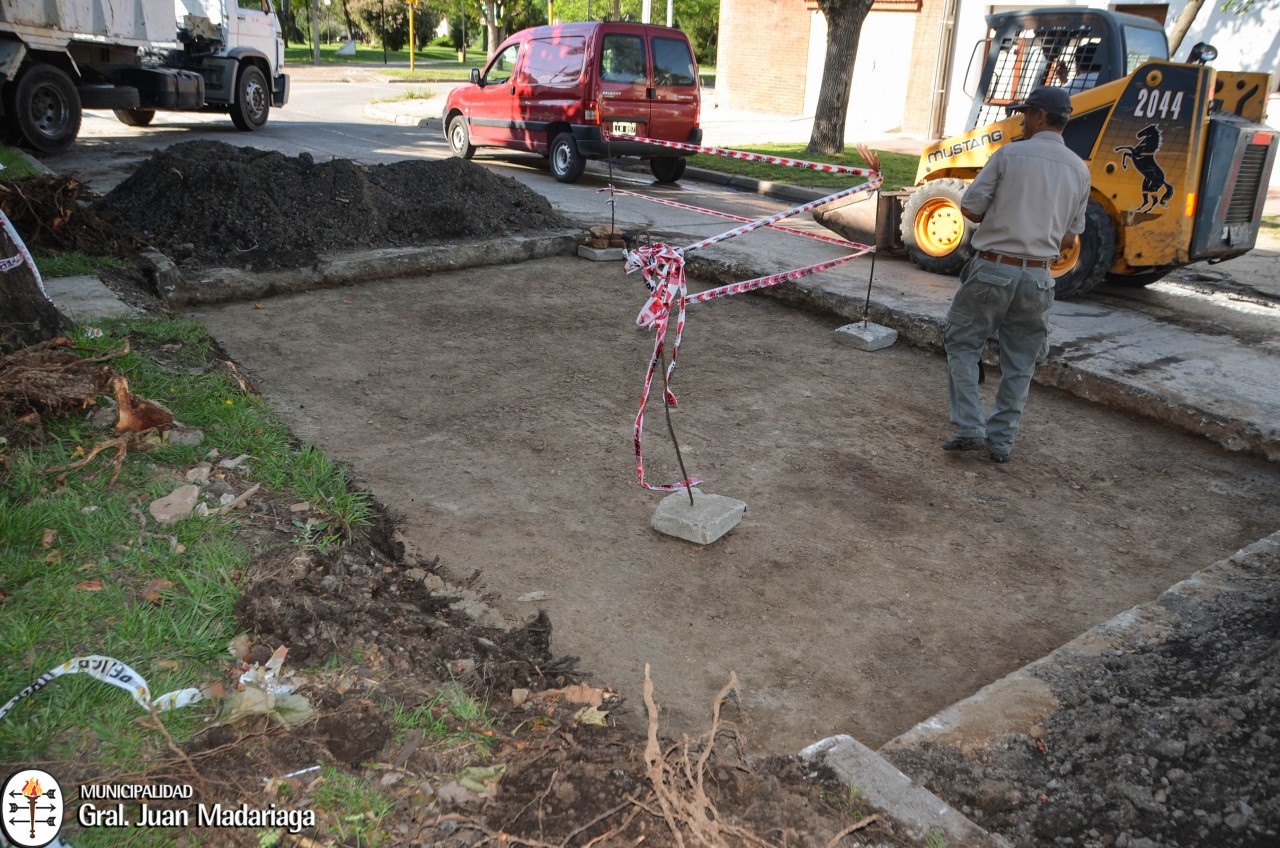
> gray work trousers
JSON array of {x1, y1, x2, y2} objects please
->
[{"x1": 943, "y1": 255, "x2": 1055, "y2": 456}]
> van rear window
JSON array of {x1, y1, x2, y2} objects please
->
[
  {"x1": 653, "y1": 37, "x2": 696, "y2": 88},
  {"x1": 523, "y1": 36, "x2": 587, "y2": 86},
  {"x1": 601, "y1": 34, "x2": 647, "y2": 84}
]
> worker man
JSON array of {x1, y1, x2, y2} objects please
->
[{"x1": 942, "y1": 86, "x2": 1090, "y2": 463}]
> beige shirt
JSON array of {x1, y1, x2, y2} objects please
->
[{"x1": 961, "y1": 132, "x2": 1091, "y2": 260}]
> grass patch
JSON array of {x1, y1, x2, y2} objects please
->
[
  {"x1": 688, "y1": 142, "x2": 919, "y2": 191},
  {"x1": 311, "y1": 765, "x2": 395, "y2": 844},
  {"x1": 34, "y1": 251, "x2": 128, "y2": 279},
  {"x1": 0, "y1": 316, "x2": 373, "y2": 776},
  {"x1": 372, "y1": 88, "x2": 436, "y2": 104},
  {"x1": 390, "y1": 683, "x2": 497, "y2": 755},
  {"x1": 1, "y1": 145, "x2": 42, "y2": 178}
]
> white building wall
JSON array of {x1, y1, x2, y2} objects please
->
[{"x1": 803, "y1": 10, "x2": 916, "y2": 135}]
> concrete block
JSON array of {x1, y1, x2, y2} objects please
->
[
  {"x1": 835, "y1": 321, "x2": 897, "y2": 351},
  {"x1": 800, "y1": 735, "x2": 1009, "y2": 848},
  {"x1": 651, "y1": 488, "x2": 745, "y2": 545},
  {"x1": 577, "y1": 244, "x2": 627, "y2": 261},
  {"x1": 43, "y1": 275, "x2": 141, "y2": 321}
]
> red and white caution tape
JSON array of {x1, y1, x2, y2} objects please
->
[
  {"x1": 1, "y1": 209, "x2": 53, "y2": 303},
  {"x1": 613, "y1": 134, "x2": 882, "y2": 491},
  {"x1": 0, "y1": 655, "x2": 205, "y2": 721}
]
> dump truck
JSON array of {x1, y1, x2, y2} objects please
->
[
  {"x1": 879, "y1": 8, "x2": 1278, "y2": 299},
  {"x1": 1, "y1": 0, "x2": 289, "y2": 154}
]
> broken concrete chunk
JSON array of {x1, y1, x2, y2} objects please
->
[{"x1": 149, "y1": 484, "x2": 200, "y2": 525}]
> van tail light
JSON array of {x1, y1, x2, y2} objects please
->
[{"x1": 585, "y1": 101, "x2": 599, "y2": 124}]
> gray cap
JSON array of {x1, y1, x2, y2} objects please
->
[{"x1": 1009, "y1": 86, "x2": 1073, "y2": 119}]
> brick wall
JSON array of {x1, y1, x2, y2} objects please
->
[{"x1": 717, "y1": 0, "x2": 812, "y2": 114}]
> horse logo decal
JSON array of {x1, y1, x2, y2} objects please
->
[{"x1": 1115, "y1": 124, "x2": 1174, "y2": 213}]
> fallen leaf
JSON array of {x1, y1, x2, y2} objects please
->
[
  {"x1": 228, "y1": 634, "x2": 253, "y2": 660},
  {"x1": 1036, "y1": 738, "x2": 1048, "y2": 752},
  {"x1": 572, "y1": 706, "x2": 609, "y2": 727},
  {"x1": 142, "y1": 578, "x2": 176, "y2": 604},
  {"x1": 43, "y1": 549, "x2": 64, "y2": 565},
  {"x1": 75, "y1": 580, "x2": 104, "y2": 591},
  {"x1": 254, "y1": 303, "x2": 265, "y2": 309},
  {"x1": 155, "y1": 659, "x2": 180, "y2": 671},
  {"x1": 40, "y1": 528, "x2": 57, "y2": 548}
]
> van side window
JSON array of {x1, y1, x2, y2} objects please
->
[
  {"x1": 486, "y1": 42, "x2": 521, "y2": 85},
  {"x1": 600, "y1": 34, "x2": 647, "y2": 84},
  {"x1": 652, "y1": 37, "x2": 696, "y2": 88},
  {"x1": 521, "y1": 36, "x2": 586, "y2": 86}
]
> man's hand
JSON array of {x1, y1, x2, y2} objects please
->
[{"x1": 1059, "y1": 232, "x2": 1079, "y2": 253}]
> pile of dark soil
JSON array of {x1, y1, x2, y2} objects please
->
[
  {"x1": 93, "y1": 141, "x2": 571, "y2": 271},
  {"x1": 886, "y1": 580, "x2": 1280, "y2": 848}
]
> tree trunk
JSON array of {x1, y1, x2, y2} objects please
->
[
  {"x1": 0, "y1": 220, "x2": 69, "y2": 353},
  {"x1": 807, "y1": 0, "x2": 874, "y2": 156},
  {"x1": 1167, "y1": 0, "x2": 1208, "y2": 56}
]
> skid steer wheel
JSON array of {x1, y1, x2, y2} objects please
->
[
  {"x1": 901, "y1": 178, "x2": 974, "y2": 275},
  {"x1": 8, "y1": 64, "x2": 83, "y2": 154},
  {"x1": 1050, "y1": 200, "x2": 1116, "y2": 299},
  {"x1": 1106, "y1": 267, "x2": 1171, "y2": 288},
  {"x1": 230, "y1": 65, "x2": 270, "y2": 131}
]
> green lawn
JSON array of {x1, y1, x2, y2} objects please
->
[
  {"x1": 285, "y1": 42, "x2": 483, "y2": 82},
  {"x1": 687, "y1": 143, "x2": 919, "y2": 191}
]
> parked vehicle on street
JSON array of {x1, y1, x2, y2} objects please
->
[
  {"x1": 870, "y1": 7, "x2": 1277, "y2": 299},
  {"x1": 1, "y1": 0, "x2": 290, "y2": 154},
  {"x1": 442, "y1": 21, "x2": 701, "y2": 184}
]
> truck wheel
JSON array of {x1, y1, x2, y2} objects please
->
[
  {"x1": 1049, "y1": 200, "x2": 1116, "y2": 299},
  {"x1": 549, "y1": 132, "x2": 586, "y2": 183},
  {"x1": 113, "y1": 108, "x2": 156, "y2": 127},
  {"x1": 447, "y1": 115, "x2": 475, "y2": 159},
  {"x1": 230, "y1": 65, "x2": 270, "y2": 131},
  {"x1": 650, "y1": 156, "x2": 686, "y2": 183},
  {"x1": 9, "y1": 64, "x2": 82, "y2": 154},
  {"x1": 901, "y1": 179, "x2": 974, "y2": 275}
]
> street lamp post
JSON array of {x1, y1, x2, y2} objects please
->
[{"x1": 382, "y1": 0, "x2": 387, "y2": 64}]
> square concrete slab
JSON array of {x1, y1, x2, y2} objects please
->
[
  {"x1": 651, "y1": 488, "x2": 746, "y2": 545},
  {"x1": 43, "y1": 275, "x2": 141, "y2": 321},
  {"x1": 577, "y1": 245, "x2": 627, "y2": 261},
  {"x1": 834, "y1": 320, "x2": 897, "y2": 351}
]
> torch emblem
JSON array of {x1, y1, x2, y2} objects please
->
[{"x1": 1, "y1": 769, "x2": 64, "y2": 847}]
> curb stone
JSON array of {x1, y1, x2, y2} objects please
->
[{"x1": 159, "y1": 232, "x2": 579, "y2": 307}]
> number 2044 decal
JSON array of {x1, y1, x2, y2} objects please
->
[{"x1": 1134, "y1": 88, "x2": 1185, "y2": 121}]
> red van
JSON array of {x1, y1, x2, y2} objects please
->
[{"x1": 442, "y1": 22, "x2": 701, "y2": 184}]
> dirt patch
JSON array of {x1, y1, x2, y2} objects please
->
[{"x1": 92, "y1": 141, "x2": 571, "y2": 271}]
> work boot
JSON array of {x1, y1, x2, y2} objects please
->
[{"x1": 942, "y1": 436, "x2": 985, "y2": 452}]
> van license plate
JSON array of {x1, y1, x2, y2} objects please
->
[{"x1": 612, "y1": 121, "x2": 638, "y2": 136}]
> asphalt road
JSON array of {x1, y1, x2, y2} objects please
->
[{"x1": 40, "y1": 74, "x2": 1280, "y2": 350}]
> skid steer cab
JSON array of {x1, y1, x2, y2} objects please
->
[{"x1": 884, "y1": 7, "x2": 1278, "y2": 299}]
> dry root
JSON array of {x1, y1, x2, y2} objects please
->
[
  {"x1": 0, "y1": 336, "x2": 116, "y2": 418},
  {"x1": 642, "y1": 664, "x2": 772, "y2": 848}
]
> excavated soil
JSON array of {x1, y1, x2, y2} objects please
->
[
  {"x1": 7, "y1": 141, "x2": 1280, "y2": 847},
  {"x1": 92, "y1": 140, "x2": 570, "y2": 271}
]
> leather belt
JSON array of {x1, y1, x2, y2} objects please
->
[{"x1": 977, "y1": 250, "x2": 1049, "y2": 269}]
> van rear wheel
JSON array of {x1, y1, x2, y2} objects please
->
[
  {"x1": 650, "y1": 156, "x2": 686, "y2": 183},
  {"x1": 8, "y1": 64, "x2": 82, "y2": 154},
  {"x1": 550, "y1": 132, "x2": 586, "y2": 183}
]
